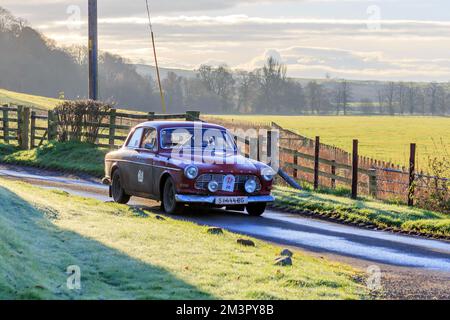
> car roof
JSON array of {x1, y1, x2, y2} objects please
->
[{"x1": 136, "y1": 121, "x2": 228, "y2": 131}]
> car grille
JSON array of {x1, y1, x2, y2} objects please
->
[{"x1": 195, "y1": 174, "x2": 262, "y2": 193}]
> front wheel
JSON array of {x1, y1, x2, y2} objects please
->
[
  {"x1": 112, "y1": 170, "x2": 131, "y2": 204},
  {"x1": 247, "y1": 203, "x2": 267, "y2": 217},
  {"x1": 162, "y1": 178, "x2": 184, "y2": 214}
]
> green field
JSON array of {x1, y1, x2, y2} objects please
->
[
  {"x1": 208, "y1": 115, "x2": 450, "y2": 170},
  {"x1": 0, "y1": 178, "x2": 367, "y2": 300},
  {"x1": 0, "y1": 88, "x2": 62, "y2": 110},
  {"x1": 1, "y1": 87, "x2": 449, "y2": 170}
]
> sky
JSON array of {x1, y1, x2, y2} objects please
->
[{"x1": 2, "y1": 0, "x2": 450, "y2": 81}]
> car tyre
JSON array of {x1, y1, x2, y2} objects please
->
[
  {"x1": 247, "y1": 203, "x2": 266, "y2": 217},
  {"x1": 112, "y1": 170, "x2": 131, "y2": 204},
  {"x1": 162, "y1": 178, "x2": 184, "y2": 214}
]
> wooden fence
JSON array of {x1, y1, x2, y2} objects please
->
[
  {"x1": 0, "y1": 104, "x2": 201, "y2": 150},
  {"x1": 1, "y1": 104, "x2": 448, "y2": 207},
  {"x1": 217, "y1": 119, "x2": 448, "y2": 206},
  {"x1": 0, "y1": 105, "x2": 19, "y2": 144}
]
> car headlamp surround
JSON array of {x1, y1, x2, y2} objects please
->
[
  {"x1": 245, "y1": 179, "x2": 257, "y2": 193},
  {"x1": 184, "y1": 165, "x2": 199, "y2": 180},
  {"x1": 262, "y1": 167, "x2": 276, "y2": 182},
  {"x1": 208, "y1": 180, "x2": 220, "y2": 193}
]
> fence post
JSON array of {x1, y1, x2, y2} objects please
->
[
  {"x1": 31, "y1": 111, "x2": 36, "y2": 149},
  {"x1": 267, "y1": 130, "x2": 280, "y2": 171},
  {"x1": 408, "y1": 143, "x2": 417, "y2": 207},
  {"x1": 352, "y1": 139, "x2": 359, "y2": 199},
  {"x1": 109, "y1": 108, "x2": 116, "y2": 148},
  {"x1": 369, "y1": 169, "x2": 377, "y2": 198},
  {"x1": 48, "y1": 110, "x2": 57, "y2": 141},
  {"x1": 267, "y1": 130, "x2": 272, "y2": 160},
  {"x1": 2, "y1": 106, "x2": 9, "y2": 144},
  {"x1": 244, "y1": 138, "x2": 250, "y2": 159},
  {"x1": 250, "y1": 137, "x2": 258, "y2": 160},
  {"x1": 257, "y1": 134, "x2": 264, "y2": 162},
  {"x1": 18, "y1": 106, "x2": 30, "y2": 150},
  {"x1": 293, "y1": 154, "x2": 299, "y2": 179},
  {"x1": 17, "y1": 106, "x2": 23, "y2": 146},
  {"x1": 314, "y1": 136, "x2": 320, "y2": 190},
  {"x1": 331, "y1": 160, "x2": 336, "y2": 189},
  {"x1": 186, "y1": 111, "x2": 200, "y2": 121}
]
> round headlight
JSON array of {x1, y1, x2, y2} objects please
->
[
  {"x1": 245, "y1": 179, "x2": 257, "y2": 194},
  {"x1": 262, "y1": 168, "x2": 275, "y2": 182},
  {"x1": 184, "y1": 165, "x2": 199, "y2": 180},
  {"x1": 208, "y1": 181, "x2": 219, "y2": 193}
]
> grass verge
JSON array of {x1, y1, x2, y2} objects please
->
[
  {"x1": 0, "y1": 178, "x2": 367, "y2": 300},
  {"x1": 273, "y1": 186, "x2": 450, "y2": 238},
  {"x1": 0, "y1": 141, "x2": 106, "y2": 177}
]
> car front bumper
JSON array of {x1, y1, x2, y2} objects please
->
[{"x1": 175, "y1": 194, "x2": 275, "y2": 204}]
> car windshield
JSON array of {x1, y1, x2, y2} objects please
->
[{"x1": 160, "y1": 128, "x2": 236, "y2": 152}]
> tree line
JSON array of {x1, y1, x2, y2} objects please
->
[
  {"x1": 165, "y1": 59, "x2": 450, "y2": 116},
  {"x1": 0, "y1": 7, "x2": 158, "y2": 111}
]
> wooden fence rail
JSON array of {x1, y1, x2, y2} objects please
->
[
  {"x1": 2, "y1": 106, "x2": 202, "y2": 150},
  {"x1": 0, "y1": 105, "x2": 20, "y2": 145},
  {"x1": 1, "y1": 104, "x2": 447, "y2": 208}
]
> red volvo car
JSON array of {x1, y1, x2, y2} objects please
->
[{"x1": 103, "y1": 121, "x2": 276, "y2": 216}]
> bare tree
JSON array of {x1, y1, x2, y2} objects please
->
[
  {"x1": 428, "y1": 82, "x2": 439, "y2": 115},
  {"x1": 256, "y1": 57, "x2": 287, "y2": 113},
  {"x1": 406, "y1": 83, "x2": 418, "y2": 115},
  {"x1": 377, "y1": 87, "x2": 385, "y2": 114},
  {"x1": 334, "y1": 80, "x2": 352, "y2": 115},
  {"x1": 163, "y1": 72, "x2": 184, "y2": 112},
  {"x1": 197, "y1": 64, "x2": 235, "y2": 112},
  {"x1": 385, "y1": 82, "x2": 396, "y2": 115},
  {"x1": 236, "y1": 70, "x2": 258, "y2": 113},
  {"x1": 306, "y1": 81, "x2": 328, "y2": 114},
  {"x1": 396, "y1": 82, "x2": 407, "y2": 114}
]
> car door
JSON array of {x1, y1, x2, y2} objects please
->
[
  {"x1": 134, "y1": 127, "x2": 157, "y2": 196},
  {"x1": 122, "y1": 127, "x2": 144, "y2": 193}
]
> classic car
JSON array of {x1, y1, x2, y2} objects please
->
[{"x1": 102, "y1": 121, "x2": 276, "y2": 216}]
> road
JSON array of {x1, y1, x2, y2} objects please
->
[{"x1": 1, "y1": 164, "x2": 449, "y2": 298}]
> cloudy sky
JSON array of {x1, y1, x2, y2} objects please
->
[{"x1": 2, "y1": 0, "x2": 450, "y2": 81}]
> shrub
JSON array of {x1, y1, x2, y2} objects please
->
[
  {"x1": 54, "y1": 100, "x2": 111, "y2": 143},
  {"x1": 415, "y1": 153, "x2": 450, "y2": 214}
]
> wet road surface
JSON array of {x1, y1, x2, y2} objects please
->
[{"x1": 1, "y1": 164, "x2": 449, "y2": 275}]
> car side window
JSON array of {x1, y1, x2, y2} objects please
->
[
  {"x1": 127, "y1": 128, "x2": 144, "y2": 149},
  {"x1": 141, "y1": 128, "x2": 157, "y2": 151}
]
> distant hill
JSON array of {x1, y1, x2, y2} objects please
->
[
  {"x1": 133, "y1": 63, "x2": 432, "y2": 103},
  {"x1": 134, "y1": 64, "x2": 196, "y2": 80},
  {"x1": 0, "y1": 6, "x2": 158, "y2": 112}
]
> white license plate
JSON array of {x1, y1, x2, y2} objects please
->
[
  {"x1": 216, "y1": 197, "x2": 249, "y2": 205},
  {"x1": 222, "y1": 174, "x2": 236, "y2": 192}
]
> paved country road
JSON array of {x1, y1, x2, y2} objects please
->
[{"x1": 1, "y1": 164, "x2": 449, "y2": 299}]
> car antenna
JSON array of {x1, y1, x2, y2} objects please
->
[{"x1": 145, "y1": 0, "x2": 167, "y2": 114}]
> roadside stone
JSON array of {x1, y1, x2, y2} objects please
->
[
  {"x1": 155, "y1": 215, "x2": 166, "y2": 221},
  {"x1": 274, "y1": 256, "x2": 292, "y2": 267},
  {"x1": 237, "y1": 239, "x2": 255, "y2": 247},
  {"x1": 207, "y1": 227, "x2": 224, "y2": 235},
  {"x1": 280, "y1": 249, "x2": 293, "y2": 258}
]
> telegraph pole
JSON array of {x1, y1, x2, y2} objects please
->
[{"x1": 88, "y1": 0, "x2": 98, "y2": 100}]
